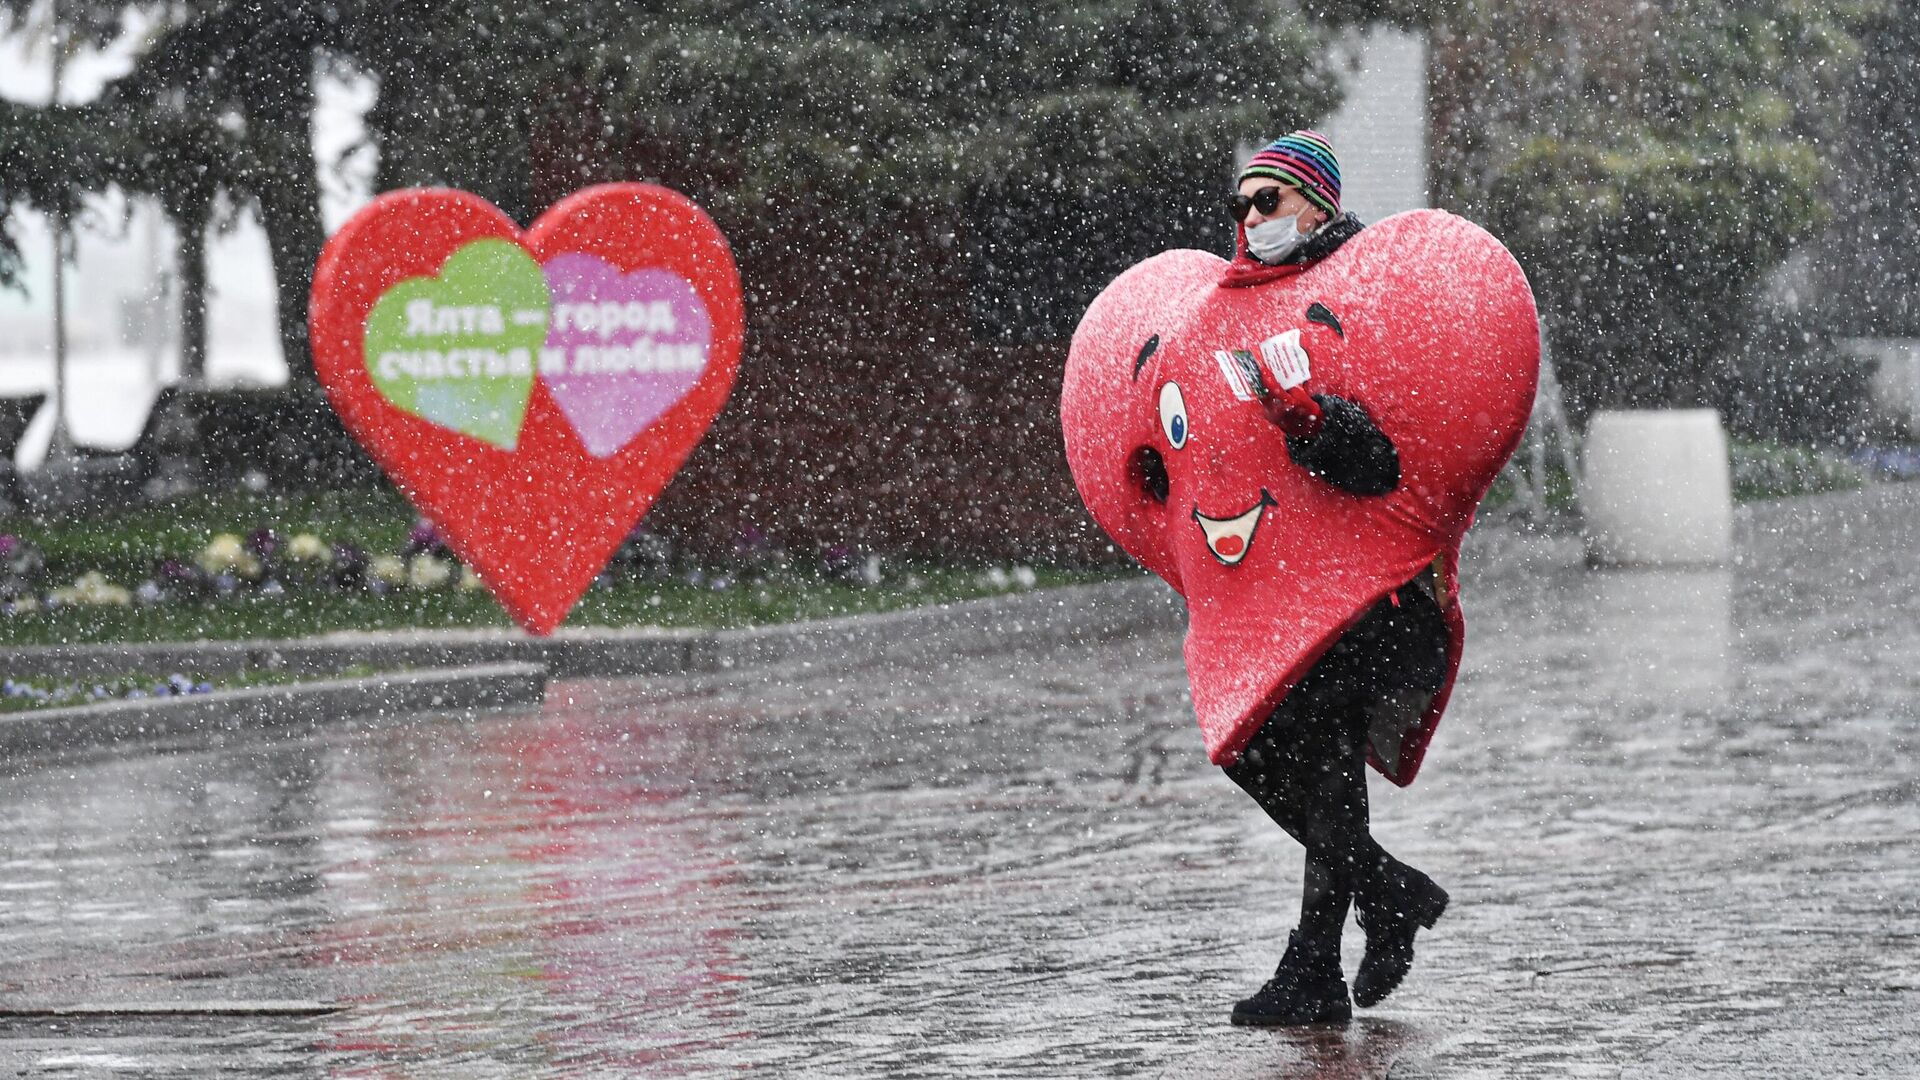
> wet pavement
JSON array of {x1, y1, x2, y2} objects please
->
[{"x1": 2, "y1": 486, "x2": 1917, "y2": 1077}]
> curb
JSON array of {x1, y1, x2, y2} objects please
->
[
  {"x1": 1, "y1": 626, "x2": 702, "y2": 682},
  {"x1": 3, "y1": 577, "x2": 1184, "y2": 682},
  {"x1": 0, "y1": 663, "x2": 547, "y2": 756},
  {"x1": 707, "y1": 577, "x2": 1182, "y2": 674}
]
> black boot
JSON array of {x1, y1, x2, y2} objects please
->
[
  {"x1": 1352, "y1": 863, "x2": 1448, "y2": 1008},
  {"x1": 1231, "y1": 931, "x2": 1352, "y2": 1027}
]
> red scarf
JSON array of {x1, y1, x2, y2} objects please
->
[{"x1": 1218, "y1": 223, "x2": 1328, "y2": 288}]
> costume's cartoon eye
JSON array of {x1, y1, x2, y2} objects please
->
[{"x1": 1158, "y1": 382, "x2": 1189, "y2": 450}]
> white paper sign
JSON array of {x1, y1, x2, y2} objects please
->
[{"x1": 1258, "y1": 329, "x2": 1312, "y2": 390}]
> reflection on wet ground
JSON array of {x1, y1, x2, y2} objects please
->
[{"x1": 1, "y1": 487, "x2": 1917, "y2": 1076}]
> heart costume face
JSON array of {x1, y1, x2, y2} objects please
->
[
  {"x1": 311, "y1": 183, "x2": 744, "y2": 635},
  {"x1": 1061, "y1": 210, "x2": 1538, "y2": 783}
]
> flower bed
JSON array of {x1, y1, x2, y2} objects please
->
[
  {"x1": 2, "y1": 672, "x2": 216, "y2": 711},
  {"x1": 0, "y1": 491, "x2": 1111, "y2": 646},
  {"x1": 2, "y1": 519, "x2": 487, "y2": 618}
]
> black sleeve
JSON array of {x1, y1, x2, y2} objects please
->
[{"x1": 1285, "y1": 393, "x2": 1400, "y2": 496}]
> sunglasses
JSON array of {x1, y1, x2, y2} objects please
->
[{"x1": 1228, "y1": 185, "x2": 1287, "y2": 222}]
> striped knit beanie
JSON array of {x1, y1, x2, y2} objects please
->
[{"x1": 1238, "y1": 130, "x2": 1342, "y2": 218}]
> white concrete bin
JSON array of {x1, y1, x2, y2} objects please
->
[
  {"x1": 1842, "y1": 337, "x2": 1920, "y2": 437},
  {"x1": 1581, "y1": 408, "x2": 1732, "y2": 567}
]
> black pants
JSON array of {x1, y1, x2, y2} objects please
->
[{"x1": 1223, "y1": 584, "x2": 1448, "y2": 953}]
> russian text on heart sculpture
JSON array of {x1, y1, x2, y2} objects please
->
[
  {"x1": 361, "y1": 237, "x2": 548, "y2": 451},
  {"x1": 311, "y1": 183, "x2": 743, "y2": 635},
  {"x1": 1061, "y1": 209, "x2": 1539, "y2": 784}
]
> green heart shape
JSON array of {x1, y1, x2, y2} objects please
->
[{"x1": 363, "y1": 237, "x2": 550, "y2": 450}]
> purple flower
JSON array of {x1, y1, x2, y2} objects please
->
[
  {"x1": 329, "y1": 543, "x2": 369, "y2": 590},
  {"x1": 246, "y1": 528, "x2": 280, "y2": 560},
  {"x1": 611, "y1": 527, "x2": 673, "y2": 578},
  {"x1": 0, "y1": 534, "x2": 42, "y2": 584},
  {"x1": 152, "y1": 557, "x2": 211, "y2": 599},
  {"x1": 404, "y1": 519, "x2": 450, "y2": 559}
]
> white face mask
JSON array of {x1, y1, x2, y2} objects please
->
[{"x1": 1245, "y1": 211, "x2": 1313, "y2": 263}]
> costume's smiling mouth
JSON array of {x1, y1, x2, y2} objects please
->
[{"x1": 1191, "y1": 490, "x2": 1278, "y2": 566}]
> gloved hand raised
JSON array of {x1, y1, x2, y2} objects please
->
[
  {"x1": 1255, "y1": 329, "x2": 1323, "y2": 439},
  {"x1": 1262, "y1": 383, "x2": 1325, "y2": 439}
]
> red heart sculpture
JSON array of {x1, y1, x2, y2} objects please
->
[
  {"x1": 1062, "y1": 210, "x2": 1538, "y2": 784},
  {"x1": 310, "y1": 183, "x2": 744, "y2": 635}
]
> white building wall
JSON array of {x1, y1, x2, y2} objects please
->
[
  {"x1": 1318, "y1": 27, "x2": 1430, "y2": 222},
  {"x1": 1232, "y1": 27, "x2": 1430, "y2": 222}
]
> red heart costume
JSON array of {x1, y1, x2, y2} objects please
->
[{"x1": 1062, "y1": 210, "x2": 1538, "y2": 784}]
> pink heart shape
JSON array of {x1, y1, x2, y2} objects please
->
[{"x1": 540, "y1": 253, "x2": 714, "y2": 458}]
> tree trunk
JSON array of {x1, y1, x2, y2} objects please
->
[
  {"x1": 246, "y1": 46, "x2": 325, "y2": 390},
  {"x1": 176, "y1": 198, "x2": 208, "y2": 384}
]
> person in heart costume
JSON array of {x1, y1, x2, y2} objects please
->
[{"x1": 1062, "y1": 132, "x2": 1539, "y2": 1026}]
